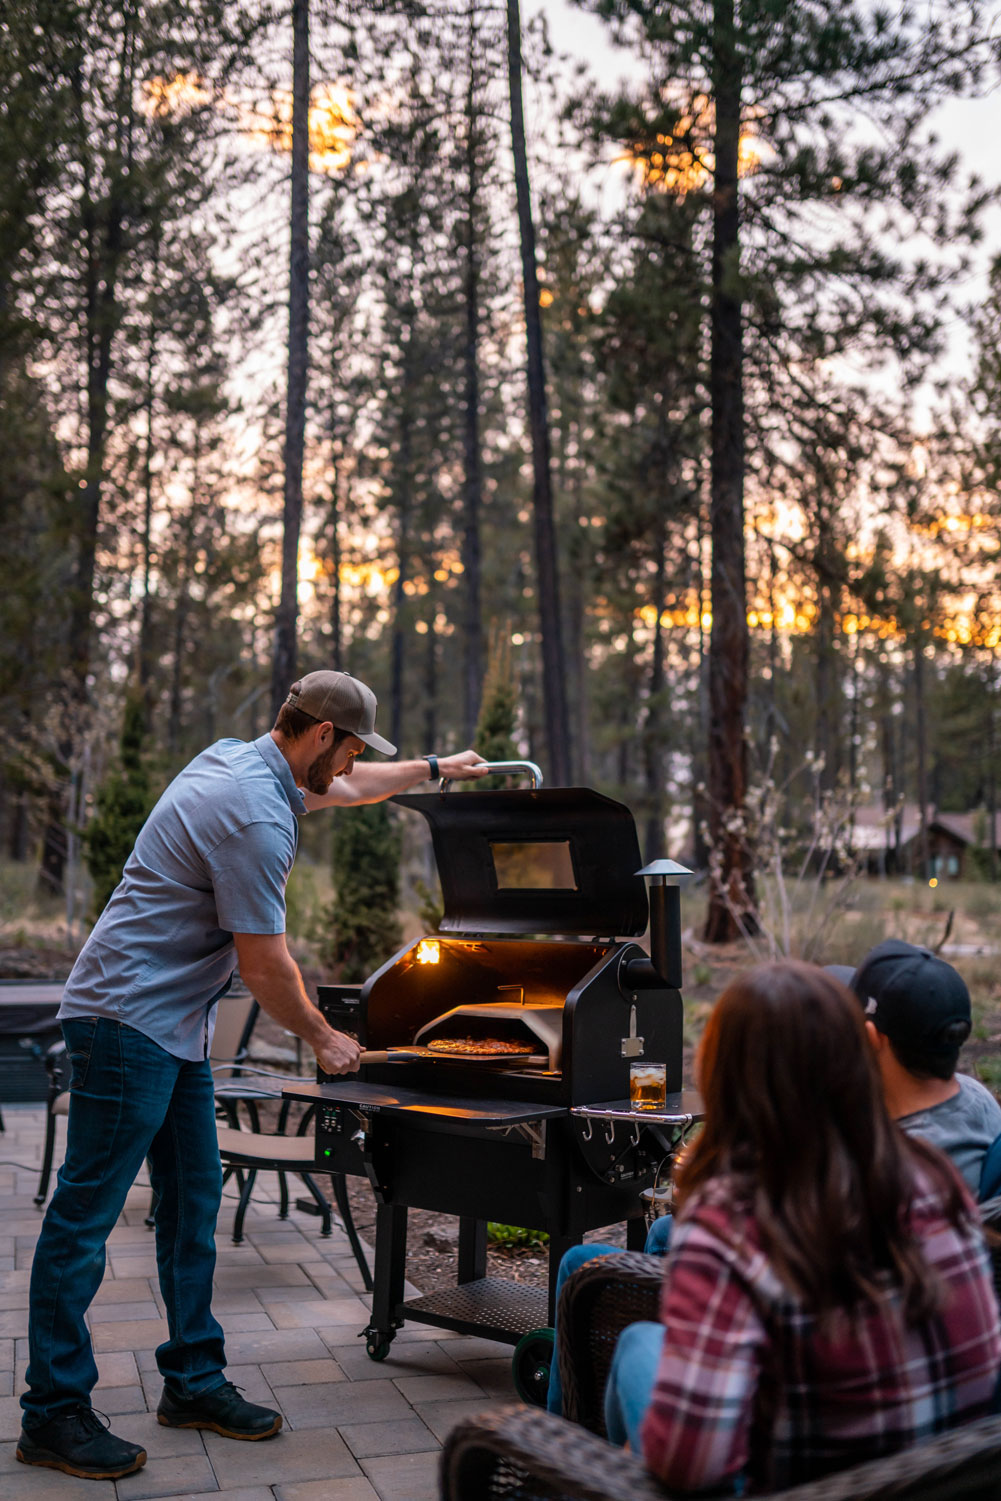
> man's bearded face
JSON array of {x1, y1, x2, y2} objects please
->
[
  {"x1": 305, "y1": 744, "x2": 338, "y2": 795},
  {"x1": 304, "y1": 736, "x2": 360, "y2": 794}
]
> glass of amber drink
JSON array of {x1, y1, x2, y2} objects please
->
[{"x1": 630, "y1": 1061, "x2": 667, "y2": 1111}]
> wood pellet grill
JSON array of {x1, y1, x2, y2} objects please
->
[{"x1": 285, "y1": 764, "x2": 697, "y2": 1387}]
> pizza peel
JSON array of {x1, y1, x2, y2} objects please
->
[{"x1": 359, "y1": 1044, "x2": 542, "y2": 1066}]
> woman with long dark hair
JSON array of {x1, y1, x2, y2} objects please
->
[{"x1": 605, "y1": 961, "x2": 1001, "y2": 1494}]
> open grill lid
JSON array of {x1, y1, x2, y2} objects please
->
[{"x1": 393, "y1": 786, "x2": 648, "y2": 937}]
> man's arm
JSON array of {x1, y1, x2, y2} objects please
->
[
  {"x1": 302, "y1": 749, "x2": 489, "y2": 809},
  {"x1": 232, "y1": 931, "x2": 360, "y2": 1075}
]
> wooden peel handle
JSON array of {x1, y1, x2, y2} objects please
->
[{"x1": 357, "y1": 1049, "x2": 420, "y2": 1064}]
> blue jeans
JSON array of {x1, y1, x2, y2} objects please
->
[
  {"x1": 21, "y1": 1018, "x2": 227, "y2": 1428},
  {"x1": 604, "y1": 1320, "x2": 662, "y2": 1448},
  {"x1": 546, "y1": 1214, "x2": 673, "y2": 1415}
]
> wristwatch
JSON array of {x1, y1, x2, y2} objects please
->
[{"x1": 424, "y1": 754, "x2": 439, "y2": 781}]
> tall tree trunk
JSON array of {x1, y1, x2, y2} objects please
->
[
  {"x1": 138, "y1": 238, "x2": 160, "y2": 725},
  {"x1": 389, "y1": 346, "x2": 414, "y2": 752},
  {"x1": 461, "y1": 0, "x2": 484, "y2": 743},
  {"x1": 327, "y1": 445, "x2": 343, "y2": 671},
  {"x1": 168, "y1": 435, "x2": 200, "y2": 754},
  {"x1": 703, "y1": 0, "x2": 755, "y2": 941},
  {"x1": 690, "y1": 499, "x2": 710, "y2": 872},
  {"x1": 880, "y1": 655, "x2": 898, "y2": 874},
  {"x1": 848, "y1": 619, "x2": 860, "y2": 798},
  {"x1": 168, "y1": 570, "x2": 188, "y2": 756},
  {"x1": 914, "y1": 631, "x2": 930, "y2": 878},
  {"x1": 506, "y1": 0, "x2": 571, "y2": 785},
  {"x1": 10, "y1": 793, "x2": 30, "y2": 863},
  {"x1": 814, "y1": 579, "x2": 838, "y2": 792},
  {"x1": 567, "y1": 417, "x2": 590, "y2": 784},
  {"x1": 813, "y1": 507, "x2": 840, "y2": 792},
  {"x1": 643, "y1": 526, "x2": 668, "y2": 862},
  {"x1": 986, "y1": 661, "x2": 999, "y2": 881},
  {"x1": 271, "y1": 0, "x2": 310, "y2": 719},
  {"x1": 424, "y1": 592, "x2": 438, "y2": 754}
]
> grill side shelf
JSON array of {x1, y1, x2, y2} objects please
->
[
  {"x1": 571, "y1": 1090, "x2": 704, "y2": 1128},
  {"x1": 282, "y1": 1078, "x2": 565, "y2": 1127},
  {"x1": 570, "y1": 1092, "x2": 704, "y2": 1184}
]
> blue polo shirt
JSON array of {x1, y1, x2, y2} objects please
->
[{"x1": 59, "y1": 734, "x2": 307, "y2": 1060}]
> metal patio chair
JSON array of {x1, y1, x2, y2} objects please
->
[{"x1": 215, "y1": 1106, "x2": 373, "y2": 1289}]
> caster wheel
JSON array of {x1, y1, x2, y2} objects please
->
[
  {"x1": 366, "y1": 1336, "x2": 393, "y2": 1361},
  {"x1": 512, "y1": 1327, "x2": 555, "y2": 1407}
]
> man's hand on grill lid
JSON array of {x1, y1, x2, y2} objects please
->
[
  {"x1": 434, "y1": 750, "x2": 491, "y2": 782},
  {"x1": 301, "y1": 749, "x2": 488, "y2": 809},
  {"x1": 315, "y1": 1029, "x2": 362, "y2": 1076}
]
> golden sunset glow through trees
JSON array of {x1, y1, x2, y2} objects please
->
[
  {"x1": 139, "y1": 75, "x2": 357, "y2": 174},
  {"x1": 623, "y1": 94, "x2": 768, "y2": 194}
]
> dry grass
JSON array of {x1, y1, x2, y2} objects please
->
[{"x1": 678, "y1": 877, "x2": 1001, "y2": 1096}]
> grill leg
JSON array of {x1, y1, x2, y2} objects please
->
[
  {"x1": 330, "y1": 1172, "x2": 374, "y2": 1291},
  {"x1": 626, "y1": 1214, "x2": 647, "y2": 1250},
  {"x1": 547, "y1": 1232, "x2": 581, "y2": 1325},
  {"x1": 366, "y1": 1201, "x2": 408, "y2": 1355},
  {"x1": 457, "y1": 1217, "x2": 487, "y2": 1284}
]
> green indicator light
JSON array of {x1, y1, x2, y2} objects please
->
[{"x1": 323, "y1": 1148, "x2": 332, "y2": 1157}]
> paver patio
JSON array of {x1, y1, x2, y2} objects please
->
[{"x1": 0, "y1": 1104, "x2": 515, "y2": 1500}]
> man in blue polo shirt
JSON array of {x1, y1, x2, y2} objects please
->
[{"x1": 18, "y1": 670, "x2": 487, "y2": 1481}]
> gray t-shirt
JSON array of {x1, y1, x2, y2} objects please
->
[
  {"x1": 898, "y1": 1074, "x2": 1001, "y2": 1196},
  {"x1": 60, "y1": 734, "x2": 306, "y2": 1061}
]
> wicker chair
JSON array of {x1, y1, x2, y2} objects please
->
[
  {"x1": 439, "y1": 1405, "x2": 1001, "y2": 1501},
  {"x1": 558, "y1": 1250, "x2": 663, "y2": 1435}
]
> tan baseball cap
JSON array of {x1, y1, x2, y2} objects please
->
[{"x1": 284, "y1": 671, "x2": 397, "y2": 756}]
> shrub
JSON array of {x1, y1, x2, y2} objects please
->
[
  {"x1": 84, "y1": 694, "x2": 153, "y2": 918},
  {"x1": 319, "y1": 800, "x2": 403, "y2": 982},
  {"x1": 474, "y1": 628, "x2": 518, "y2": 787},
  {"x1": 487, "y1": 1222, "x2": 549, "y2": 1248}
]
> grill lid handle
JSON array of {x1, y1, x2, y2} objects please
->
[{"x1": 438, "y1": 759, "x2": 544, "y2": 793}]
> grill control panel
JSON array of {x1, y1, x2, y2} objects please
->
[{"x1": 315, "y1": 1102, "x2": 366, "y2": 1176}]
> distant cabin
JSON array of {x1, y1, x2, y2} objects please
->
[{"x1": 846, "y1": 804, "x2": 999, "y2": 880}]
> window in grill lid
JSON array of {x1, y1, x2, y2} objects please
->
[{"x1": 490, "y1": 840, "x2": 577, "y2": 891}]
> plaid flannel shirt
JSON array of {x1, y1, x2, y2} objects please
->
[{"x1": 640, "y1": 1169, "x2": 1001, "y2": 1495}]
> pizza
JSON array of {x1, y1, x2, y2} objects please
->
[{"x1": 425, "y1": 1037, "x2": 533, "y2": 1056}]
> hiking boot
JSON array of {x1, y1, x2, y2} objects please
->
[
  {"x1": 157, "y1": 1379, "x2": 282, "y2": 1439},
  {"x1": 16, "y1": 1405, "x2": 147, "y2": 1480}
]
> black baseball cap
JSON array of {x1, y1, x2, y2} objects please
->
[{"x1": 850, "y1": 939, "x2": 971, "y2": 1052}]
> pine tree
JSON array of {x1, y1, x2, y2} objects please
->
[
  {"x1": 474, "y1": 630, "x2": 519, "y2": 786},
  {"x1": 84, "y1": 693, "x2": 153, "y2": 917},
  {"x1": 320, "y1": 803, "x2": 403, "y2": 982}
]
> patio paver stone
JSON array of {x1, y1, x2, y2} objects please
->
[{"x1": 0, "y1": 1103, "x2": 516, "y2": 1500}]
